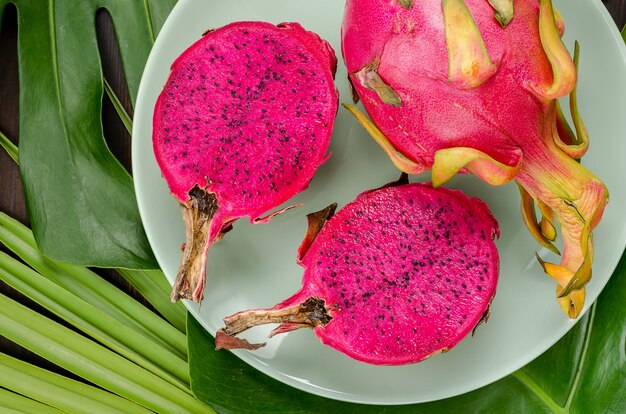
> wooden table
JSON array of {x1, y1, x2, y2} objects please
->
[{"x1": 0, "y1": 0, "x2": 625, "y2": 376}]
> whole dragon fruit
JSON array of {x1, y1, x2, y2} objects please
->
[
  {"x1": 341, "y1": 0, "x2": 608, "y2": 318},
  {"x1": 215, "y1": 177, "x2": 500, "y2": 365},
  {"x1": 153, "y1": 22, "x2": 339, "y2": 302}
]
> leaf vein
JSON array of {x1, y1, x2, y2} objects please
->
[
  {"x1": 143, "y1": 0, "x2": 155, "y2": 42},
  {"x1": 565, "y1": 303, "x2": 597, "y2": 409},
  {"x1": 512, "y1": 370, "x2": 567, "y2": 414}
]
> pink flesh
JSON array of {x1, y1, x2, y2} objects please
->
[
  {"x1": 153, "y1": 21, "x2": 338, "y2": 220},
  {"x1": 154, "y1": 21, "x2": 338, "y2": 302},
  {"x1": 275, "y1": 184, "x2": 499, "y2": 365}
]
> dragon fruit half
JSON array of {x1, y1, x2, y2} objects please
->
[
  {"x1": 153, "y1": 22, "x2": 339, "y2": 302},
  {"x1": 341, "y1": 0, "x2": 608, "y2": 318},
  {"x1": 215, "y1": 177, "x2": 500, "y2": 365}
]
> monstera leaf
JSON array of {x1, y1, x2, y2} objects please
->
[
  {"x1": 0, "y1": 0, "x2": 175, "y2": 268},
  {"x1": 189, "y1": 249, "x2": 626, "y2": 413}
]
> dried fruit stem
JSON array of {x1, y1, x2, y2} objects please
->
[
  {"x1": 216, "y1": 297, "x2": 331, "y2": 350},
  {"x1": 170, "y1": 186, "x2": 219, "y2": 303}
]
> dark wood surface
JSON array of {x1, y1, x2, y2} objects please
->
[{"x1": 0, "y1": 0, "x2": 624, "y2": 374}]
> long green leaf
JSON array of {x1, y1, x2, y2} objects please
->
[
  {"x1": 0, "y1": 352, "x2": 152, "y2": 414},
  {"x1": 0, "y1": 387, "x2": 66, "y2": 414},
  {"x1": 0, "y1": 130, "x2": 18, "y2": 163},
  {"x1": 188, "y1": 249, "x2": 626, "y2": 413},
  {"x1": 0, "y1": 0, "x2": 163, "y2": 268},
  {"x1": 0, "y1": 250, "x2": 190, "y2": 391},
  {"x1": 119, "y1": 267, "x2": 188, "y2": 334},
  {"x1": 103, "y1": 77, "x2": 132, "y2": 134},
  {"x1": 0, "y1": 293, "x2": 214, "y2": 414},
  {"x1": 0, "y1": 212, "x2": 187, "y2": 359}
]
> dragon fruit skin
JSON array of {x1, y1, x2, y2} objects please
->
[
  {"x1": 215, "y1": 181, "x2": 499, "y2": 365},
  {"x1": 153, "y1": 21, "x2": 339, "y2": 302},
  {"x1": 341, "y1": 0, "x2": 608, "y2": 318}
]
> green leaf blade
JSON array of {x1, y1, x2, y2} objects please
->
[
  {"x1": 0, "y1": 250, "x2": 190, "y2": 391},
  {"x1": 0, "y1": 130, "x2": 18, "y2": 163},
  {"x1": 0, "y1": 387, "x2": 67, "y2": 414},
  {"x1": 0, "y1": 212, "x2": 187, "y2": 359},
  {"x1": 103, "y1": 78, "x2": 132, "y2": 134},
  {"x1": 16, "y1": 0, "x2": 156, "y2": 269},
  {"x1": 0, "y1": 293, "x2": 214, "y2": 414},
  {"x1": 0, "y1": 352, "x2": 152, "y2": 414},
  {"x1": 119, "y1": 267, "x2": 188, "y2": 334}
]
